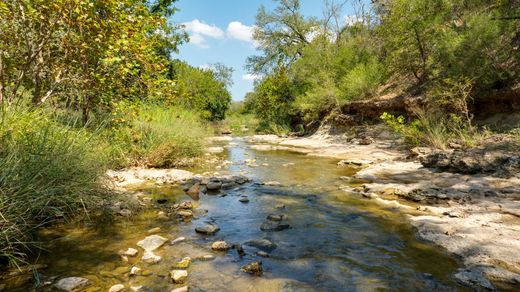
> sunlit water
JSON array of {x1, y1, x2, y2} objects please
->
[{"x1": 4, "y1": 138, "x2": 464, "y2": 291}]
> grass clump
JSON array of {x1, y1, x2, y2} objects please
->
[
  {"x1": 101, "y1": 103, "x2": 212, "y2": 168},
  {"x1": 381, "y1": 111, "x2": 490, "y2": 149},
  {"x1": 0, "y1": 108, "x2": 107, "y2": 267}
]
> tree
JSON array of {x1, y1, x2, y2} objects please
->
[
  {"x1": 0, "y1": 0, "x2": 187, "y2": 123},
  {"x1": 246, "y1": 0, "x2": 318, "y2": 74},
  {"x1": 172, "y1": 61, "x2": 232, "y2": 121}
]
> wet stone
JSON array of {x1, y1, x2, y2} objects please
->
[
  {"x1": 119, "y1": 247, "x2": 138, "y2": 257},
  {"x1": 241, "y1": 261, "x2": 263, "y2": 276},
  {"x1": 171, "y1": 286, "x2": 189, "y2": 292},
  {"x1": 257, "y1": 251, "x2": 269, "y2": 257},
  {"x1": 195, "y1": 223, "x2": 220, "y2": 235},
  {"x1": 211, "y1": 241, "x2": 230, "y2": 251},
  {"x1": 206, "y1": 181, "x2": 222, "y2": 190},
  {"x1": 239, "y1": 196, "x2": 250, "y2": 203},
  {"x1": 174, "y1": 257, "x2": 191, "y2": 269},
  {"x1": 171, "y1": 237, "x2": 186, "y2": 245},
  {"x1": 137, "y1": 235, "x2": 168, "y2": 251},
  {"x1": 244, "y1": 239, "x2": 277, "y2": 252},
  {"x1": 141, "y1": 251, "x2": 162, "y2": 264},
  {"x1": 266, "y1": 214, "x2": 284, "y2": 222},
  {"x1": 170, "y1": 270, "x2": 188, "y2": 284},
  {"x1": 260, "y1": 221, "x2": 290, "y2": 232},
  {"x1": 54, "y1": 277, "x2": 91, "y2": 292},
  {"x1": 109, "y1": 284, "x2": 125, "y2": 292}
]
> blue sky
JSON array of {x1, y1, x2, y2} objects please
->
[{"x1": 171, "y1": 0, "x2": 360, "y2": 101}]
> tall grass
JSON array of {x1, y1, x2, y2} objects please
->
[
  {"x1": 219, "y1": 113, "x2": 259, "y2": 136},
  {"x1": 0, "y1": 108, "x2": 107, "y2": 267},
  {"x1": 100, "y1": 105, "x2": 212, "y2": 168}
]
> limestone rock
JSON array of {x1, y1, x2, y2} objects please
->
[
  {"x1": 141, "y1": 251, "x2": 162, "y2": 264},
  {"x1": 171, "y1": 286, "x2": 189, "y2": 292},
  {"x1": 137, "y1": 235, "x2": 168, "y2": 251},
  {"x1": 109, "y1": 284, "x2": 125, "y2": 292},
  {"x1": 54, "y1": 277, "x2": 91, "y2": 291},
  {"x1": 170, "y1": 270, "x2": 188, "y2": 284},
  {"x1": 211, "y1": 241, "x2": 230, "y2": 251}
]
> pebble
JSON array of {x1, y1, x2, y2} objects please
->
[
  {"x1": 257, "y1": 251, "x2": 269, "y2": 257},
  {"x1": 119, "y1": 248, "x2": 138, "y2": 257},
  {"x1": 147, "y1": 227, "x2": 161, "y2": 234},
  {"x1": 109, "y1": 284, "x2": 125, "y2": 292},
  {"x1": 171, "y1": 237, "x2": 186, "y2": 245},
  {"x1": 130, "y1": 266, "x2": 141, "y2": 276},
  {"x1": 195, "y1": 223, "x2": 220, "y2": 235},
  {"x1": 239, "y1": 196, "x2": 250, "y2": 203},
  {"x1": 137, "y1": 235, "x2": 168, "y2": 251},
  {"x1": 54, "y1": 277, "x2": 91, "y2": 292},
  {"x1": 171, "y1": 287, "x2": 189, "y2": 292}
]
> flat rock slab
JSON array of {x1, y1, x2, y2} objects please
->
[
  {"x1": 137, "y1": 235, "x2": 168, "y2": 251},
  {"x1": 54, "y1": 277, "x2": 91, "y2": 291}
]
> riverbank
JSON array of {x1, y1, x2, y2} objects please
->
[{"x1": 246, "y1": 129, "x2": 520, "y2": 290}]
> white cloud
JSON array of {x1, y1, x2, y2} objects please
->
[
  {"x1": 227, "y1": 21, "x2": 254, "y2": 42},
  {"x1": 182, "y1": 19, "x2": 224, "y2": 48},
  {"x1": 242, "y1": 73, "x2": 262, "y2": 81}
]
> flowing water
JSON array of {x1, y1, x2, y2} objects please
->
[{"x1": 4, "y1": 138, "x2": 464, "y2": 291}]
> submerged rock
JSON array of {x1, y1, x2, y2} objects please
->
[
  {"x1": 206, "y1": 180, "x2": 222, "y2": 190},
  {"x1": 130, "y1": 286, "x2": 153, "y2": 292},
  {"x1": 195, "y1": 223, "x2": 220, "y2": 235},
  {"x1": 54, "y1": 277, "x2": 91, "y2": 291},
  {"x1": 266, "y1": 214, "x2": 284, "y2": 222},
  {"x1": 170, "y1": 270, "x2": 188, "y2": 284},
  {"x1": 174, "y1": 257, "x2": 191, "y2": 269},
  {"x1": 108, "y1": 284, "x2": 125, "y2": 292},
  {"x1": 141, "y1": 251, "x2": 162, "y2": 264},
  {"x1": 147, "y1": 227, "x2": 161, "y2": 234},
  {"x1": 137, "y1": 235, "x2": 168, "y2": 251},
  {"x1": 130, "y1": 266, "x2": 141, "y2": 276},
  {"x1": 244, "y1": 239, "x2": 277, "y2": 252},
  {"x1": 171, "y1": 286, "x2": 189, "y2": 292},
  {"x1": 211, "y1": 241, "x2": 230, "y2": 251},
  {"x1": 264, "y1": 181, "x2": 282, "y2": 187},
  {"x1": 260, "y1": 221, "x2": 290, "y2": 232},
  {"x1": 119, "y1": 247, "x2": 138, "y2": 257},
  {"x1": 239, "y1": 196, "x2": 250, "y2": 203},
  {"x1": 171, "y1": 237, "x2": 186, "y2": 245},
  {"x1": 241, "y1": 261, "x2": 263, "y2": 276}
]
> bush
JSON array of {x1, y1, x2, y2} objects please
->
[
  {"x1": 340, "y1": 59, "x2": 386, "y2": 101},
  {"x1": 0, "y1": 108, "x2": 107, "y2": 266}
]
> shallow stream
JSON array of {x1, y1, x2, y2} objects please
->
[{"x1": 5, "y1": 138, "x2": 463, "y2": 291}]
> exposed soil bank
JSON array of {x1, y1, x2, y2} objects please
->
[{"x1": 247, "y1": 130, "x2": 520, "y2": 290}]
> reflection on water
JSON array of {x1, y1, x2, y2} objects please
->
[{"x1": 5, "y1": 138, "x2": 463, "y2": 291}]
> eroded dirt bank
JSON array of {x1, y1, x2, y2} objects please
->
[{"x1": 246, "y1": 129, "x2": 520, "y2": 290}]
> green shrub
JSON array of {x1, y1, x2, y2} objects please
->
[
  {"x1": 0, "y1": 108, "x2": 107, "y2": 266},
  {"x1": 340, "y1": 60, "x2": 386, "y2": 101}
]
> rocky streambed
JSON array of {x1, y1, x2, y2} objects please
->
[{"x1": 1, "y1": 134, "x2": 518, "y2": 291}]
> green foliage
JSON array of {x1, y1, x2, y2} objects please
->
[
  {"x1": 0, "y1": 108, "x2": 107, "y2": 266},
  {"x1": 246, "y1": 0, "x2": 519, "y2": 133},
  {"x1": 249, "y1": 70, "x2": 295, "y2": 131},
  {"x1": 171, "y1": 61, "x2": 232, "y2": 121},
  {"x1": 0, "y1": 0, "x2": 187, "y2": 120}
]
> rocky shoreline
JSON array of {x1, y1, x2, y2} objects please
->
[{"x1": 247, "y1": 131, "x2": 520, "y2": 290}]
